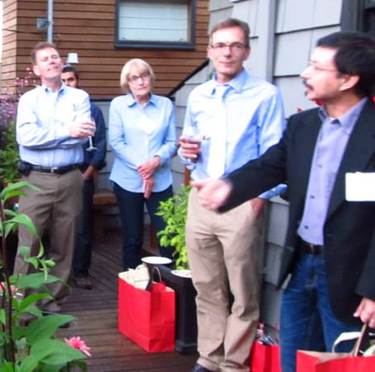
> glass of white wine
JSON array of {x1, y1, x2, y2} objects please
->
[{"x1": 86, "y1": 116, "x2": 97, "y2": 152}]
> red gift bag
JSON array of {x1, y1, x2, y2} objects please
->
[
  {"x1": 297, "y1": 350, "x2": 375, "y2": 372},
  {"x1": 250, "y1": 341, "x2": 282, "y2": 372},
  {"x1": 297, "y1": 324, "x2": 375, "y2": 372},
  {"x1": 118, "y1": 277, "x2": 176, "y2": 353}
]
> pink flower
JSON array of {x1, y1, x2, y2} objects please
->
[
  {"x1": 64, "y1": 336, "x2": 92, "y2": 357},
  {"x1": 0, "y1": 283, "x2": 17, "y2": 295}
]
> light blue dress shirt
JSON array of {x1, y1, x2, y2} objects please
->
[
  {"x1": 109, "y1": 93, "x2": 177, "y2": 193},
  {"x1": 298, "y1": 98, "x2": 367, "y2": 245},
  {"x1": 180, "y1": 69, "x2": 286, "y2": 199},
  {"x1": 16, "y1": 84, "x2": 90, "y2": 167}
]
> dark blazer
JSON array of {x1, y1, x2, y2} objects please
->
[{"x1": 222, "y1": 100, "x2": 375, "y2": 325}]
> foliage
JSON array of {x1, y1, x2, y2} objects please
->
[
  {"x1": 156, "y1": 185, "x2": 191, "y2": 270},
  {"x1": 0, "y1": 182, "x2": 90, "y2": 372},
  {"x1": 0, "y1": 123, "x2": 20, "y2": 185},
  {"x1": 0, "y1": 70, "x2": 35, "y2": 186}
]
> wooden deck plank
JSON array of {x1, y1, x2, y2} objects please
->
[{"x1": 58, "y1": 229, "x2": 197, "y2": 372}]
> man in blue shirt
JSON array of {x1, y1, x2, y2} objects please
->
[
  {"x1": 192, "y1": 32, "x2": 375, "y2": 372},
  {"x1": 15, "y1": 42, "x2": 95, "y2": 312},
  {"x1": 62, "y1": 65, "x2": 107, "y2": 290},
  {"x1": 179, "y1": 18, "x2": 285, "y2": 372}
]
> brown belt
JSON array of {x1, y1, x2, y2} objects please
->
[{"x1": 300, "y1": 240, "x2": 323, "y2": 255}]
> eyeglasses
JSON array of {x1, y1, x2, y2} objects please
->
[
  {"x1": 128, "y1": 72, "x2": 151, "y2": 84},
  {"x1": 306, "y1": 63, "x2": 338, "y2": 74},
  {"x1": 210, "y1": 42, "x2": 247, "y2": 53}
]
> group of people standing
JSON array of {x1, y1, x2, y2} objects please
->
[{"x1": 12, "y1": 15, "x2": 375, "y2": 372}]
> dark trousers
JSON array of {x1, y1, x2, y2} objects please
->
[
  {"x1": 73, "y1": 178, "x2": 94, "y2": 278},
  {"x1": 113, "y1": 183, "x2": 173, "y2": 270}
]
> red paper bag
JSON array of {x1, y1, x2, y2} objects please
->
[
  {"x1": 250, "y1": 341, "x2": 282, "y2": 372},
  {"x1": 118, "y1": 278, "x2": 176, "y2": 353},
  {"x1": 297, "y1": 350, "x2": 375, "y2": 372}
]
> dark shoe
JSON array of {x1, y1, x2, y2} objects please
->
[
  {"x1": 189, "y1": 364, "x2": 215, "y2": 372},
  {"x1": 74, "y1": 276, "x2": 93, "y2": 290}
]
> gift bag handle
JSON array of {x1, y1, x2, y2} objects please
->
[
  {"x1": 145, "y1": 267, "x2": 163, "y2": 291},
  {"x1": 332, "y1": 324, "x2": 369, "y2": 356},
  {"x1": 151, "y1": 267, "x2": 162, "y2": 283},
  {"x1": 352, "y1": 324, "x2": 369, "y2": 356}
]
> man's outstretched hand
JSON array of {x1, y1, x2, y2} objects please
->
[{"x1": 191, "y1": 179, "x2": 232, "y2": 211}]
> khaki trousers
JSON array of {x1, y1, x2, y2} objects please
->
[
  {"x1": 14, "y1": 169, "x2": 83, "y2": 311},
  {"x1": 186, "y1": 187, "x2": 266, "y2": 372}
]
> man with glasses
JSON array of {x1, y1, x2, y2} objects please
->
[
  {"x1": 191, "y1": 31, "x2": 375, "y2": 372},
  {"x1": 179, "y1": 18, "x2": 286, "y2": 372}
]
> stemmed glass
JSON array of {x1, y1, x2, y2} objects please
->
[
  {"x1": 86, "y1": 117, "x2": 97, "y2": 152},
  {"x1": 184, "y1": 124, "x2": 201, "y2": 144}
]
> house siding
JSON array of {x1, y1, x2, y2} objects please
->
[{"x1": 1, "y1": 0, "x2": 210, "y2": 99}]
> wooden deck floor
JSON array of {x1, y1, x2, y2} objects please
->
[{"x1": 58, "y1": 230, "x2": 197, "y2": 372}]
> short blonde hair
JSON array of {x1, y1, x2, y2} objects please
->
[
  {"x1": 120, "y1": 59, "x2": 155, "y2": 92},
  {"x1": 31, "y1": 41, "x2": 60, "y2": 65}
]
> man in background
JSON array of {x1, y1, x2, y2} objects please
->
[
  {"x1": 62, "y1": 64, "x2": 107, "y2": 290},
  {"x1": 15, "y1": 42, "x2": 95, "y2": 311},
  {"x1": 179, "y1": 18, "x2": 286, "y2": 372}
]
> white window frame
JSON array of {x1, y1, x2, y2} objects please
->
[{"x1": 115, "y1": 0, "x2": 196, "y2": 49}]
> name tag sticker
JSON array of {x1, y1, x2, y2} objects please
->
[
  {"x1": 345, "y1": 172, "x2": 375, "y2": 201},
  {"x1": 137, "y1": 114, "x2": 157, "y2": 135}
]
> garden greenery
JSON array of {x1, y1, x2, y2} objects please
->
[
  {"x1": 156, "y1": 185, "x2": 191, "y2": 270},
  {"x1": 0, "y1": 182, "x2": 89, "y2": 372}
]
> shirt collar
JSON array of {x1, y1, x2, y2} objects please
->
[
  {"x1": 319, "y1": 97, "x2": 368, "y2": 134},
  {"x1": 125, "y1": 92, "x2": 156, "y2": 107},
  {"x1": 41, "y1": 82, "x2": 65, "y2": 94},
  {"x1": 209, "y1": 68, "x2": 248, "y2": 96}
]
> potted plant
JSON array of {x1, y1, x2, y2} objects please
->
[
  {"x1": 156, "y1": 184, "x2": 190, "y2": 270},
  {"x1": 156, "y1": 185, "x2": 197, "y2": 353},
  {"x1": 0, "y1": 182, "x2": 91, "y2": 372}
]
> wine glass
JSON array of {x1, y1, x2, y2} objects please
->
[
  {"x1": 86, "y1": 117, "x2": 97, "y2": 152},
  {"x1": 183, "y1": 124, "x2": 202, "y2": 144}
]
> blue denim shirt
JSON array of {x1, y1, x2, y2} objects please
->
[{"x1": 109, "y1": 93, "x2": 177, "y2": 193}]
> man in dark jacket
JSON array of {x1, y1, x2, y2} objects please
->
[
  {"x1": 62, "y1": 65, "x2": 107, "y2": 290},
  {"x1": 191, "y1": 32, "x2": 375, "y2": 372}
]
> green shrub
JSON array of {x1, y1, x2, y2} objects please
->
[{"x1": 156, "y1": 185, "x2": 191, "y2": 270}]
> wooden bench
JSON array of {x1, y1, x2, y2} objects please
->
[{"x1": 93, "y1": 188, "x2": 117, "y2": 240}]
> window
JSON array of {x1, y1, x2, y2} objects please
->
[
  {"x1": 342, "y1": 0, "x2": 375, "y2": 36},
  {"x1": 360, "y1": 0, "x2": 375, "y2": 35},
  {"x1": 115, "y1": 0, "x2": 196, "y2": 49}
]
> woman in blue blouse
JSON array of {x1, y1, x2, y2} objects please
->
[{"x1": 109, "y1": 59, "x2": 177, "y2": 269}]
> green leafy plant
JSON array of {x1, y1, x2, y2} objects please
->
[
  {"x1": 0, "y1": 70, "x2": 35, "y2": 187},
  {"x1": 0, "y1": 122, "x2": 20, "y2": 185},
  {"x1": 0, "y1": 182, "x2": 90, "y2": 372},
  {"x1": 156, "y1": 185, "x2": 191, "y2": 270}
]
